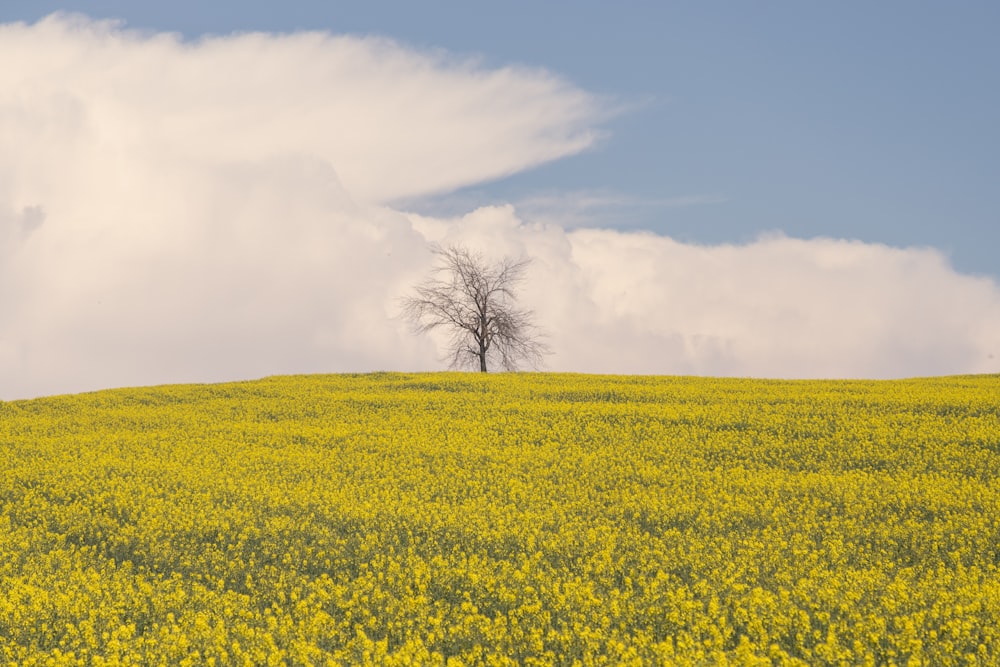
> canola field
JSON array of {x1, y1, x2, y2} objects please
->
[{"x1": 1, "y1": 372, "x2": 999, "y2": 666}]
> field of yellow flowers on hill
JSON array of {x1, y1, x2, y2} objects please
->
[{"x1": 1, "y1": 373, "x2": 999, "y2": 665}]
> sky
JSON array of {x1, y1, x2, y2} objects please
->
[{"x1": 1, "y1": 2, "x2": 998, "y2": 398}]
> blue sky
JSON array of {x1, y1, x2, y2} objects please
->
[
  {"x1": 5, "y1": 1, "x2": 997, "y2": 278},
  {"x1": 1, "y1": 3, "x2": 999, "y2": 396}
]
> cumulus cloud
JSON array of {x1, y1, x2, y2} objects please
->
[
  {"x1": 408, "y1": 207, "x2": 1000, "y2": 379},
  {"x1": 1, "y1": 14, "x2": 998, "y2": 399},
  {"x1": 0, "y1": 13, "x2": 600, "y2": 204}
]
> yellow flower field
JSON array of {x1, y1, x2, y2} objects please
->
[{"x1": 1, "y1": 373, "x2": 999, "y2": 665}]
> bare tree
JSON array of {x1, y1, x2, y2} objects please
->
[{"x1": 401, "y1": 244, "x2": 549, "y2": 372}]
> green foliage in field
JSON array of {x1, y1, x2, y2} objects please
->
[{"x1": 1, "y1": 373, "x2": 999, "y2": 665}]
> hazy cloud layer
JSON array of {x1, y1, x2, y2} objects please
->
[{"x1": 1, "y1": 15, "x2": 998, "y2": 399}]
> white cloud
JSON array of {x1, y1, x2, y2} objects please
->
[
  {"x1": 410, "y1": 207, "x2": 1000, "y2": 379},
  {"x1": 0, "y1": 13, "x2": 600, "y2": 204},
  {"x1": 1, "y1": 14, "x2": 998, "y2": 399}
]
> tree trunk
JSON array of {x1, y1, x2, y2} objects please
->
[{"x1": 479, "y1": 318, "x2": 488, "y2": 372}]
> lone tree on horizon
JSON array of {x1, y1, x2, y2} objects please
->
[{"x1": 401, "y1": 244, "x2": 549, "y2": 372}]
